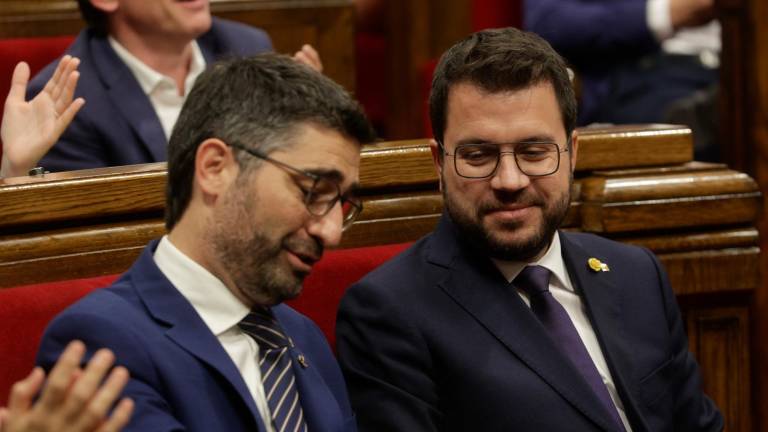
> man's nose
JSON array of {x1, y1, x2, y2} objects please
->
[
  {"x1": 490, "y1": 152, "x2": 531, "y2": 191},
  {"x1": 305, "y1": 202, "x2": 344, "y2": 248}
]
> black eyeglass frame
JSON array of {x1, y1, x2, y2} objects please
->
[
  {"x1": 227, "y1": 142, "x2": 362, "y2": 229},
  {"x1": 437, "y1": 139, "x2": 571, "y2": 179}
]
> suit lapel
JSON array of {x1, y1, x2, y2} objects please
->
[
  {"x1": 90, "y1": 36, "x2": 167, "y2": 161},
  {"x1": 129, "y1": 242, "x2": 267, "y2": 432},
  {"x1": 560, "y1": 233, "x2": 647, "y2": 430},
  {"x1": 430, "y1": 216, "x2": 622, "y2": 431}
]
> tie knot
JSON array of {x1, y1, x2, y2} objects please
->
[
  {"x1": 238, "y1": 308, "x2": 290, "y2": 350},
  {"x1": 515, "y1": 265, "x2": 551, "y2": 296}
]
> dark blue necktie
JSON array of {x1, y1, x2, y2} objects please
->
[
  {"x1": 516, "y1": 266, "x2": 625, "y2": 431},
  {"x1": 239, "y1": 308, "x2": 308, "y2": 432}
]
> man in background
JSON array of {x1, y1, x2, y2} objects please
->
[
  {"x1": 28, "y1": 0, "x2": 321, "y2": 172},
  {"x1": 336, "y1": 27, "x2": 722, "y2": 431}
]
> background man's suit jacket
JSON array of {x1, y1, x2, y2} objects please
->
[
  {"x1": 336, "y1": 214, "x2": 723, "y2": 431},
  {"x1": 523, "y1": 0, "x2": 717, "y2": 128},
  {"x1": 37, "y1": 241, "x2": 356, "y2": 432},
  {"x1": 28, "y1": 18, "x2": 272, "y2": 172}
]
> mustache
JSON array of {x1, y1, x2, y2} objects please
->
[{"x1": 476, "y1": 189, "x2": 544, "y2": 216}]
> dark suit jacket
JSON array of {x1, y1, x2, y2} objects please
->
[
  {"x1": 523, "y1": 0, "x2": 717, "y2": 126},
  {"x1": 336, "y1": 214, "x2": 723, "y2": 431},
  {"x1": 37, "y1": 240, "x2": 356, "y2": 432},
  {"x1": 28, "y1": 18, "x2": 272, "y2": 172}
]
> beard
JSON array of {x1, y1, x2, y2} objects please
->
[
  {"x1": 442, "y1": 177, "x2": 571, "y2": 262},
  {"x1": 206, "y1": 179, "x2": 322, "y2": 306}
]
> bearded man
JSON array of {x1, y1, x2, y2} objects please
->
[
  {"x1": 36, "y1": 53, "x2": 374, "y2": 432},
  {"x1": 335, "y1": 27, "x2": 722, "y2": 432}
]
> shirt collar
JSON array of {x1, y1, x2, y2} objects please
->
[
  {"x1": 491, "y1": 232, "x2": 573, "y2": 291},
  {"x1": 108, "y1": 37, "x2": 206, "y2": 96},
  {"x1": 153, "y1": 236, "x2": 250, "y2": 336}
]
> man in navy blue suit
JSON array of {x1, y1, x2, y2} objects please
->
[
  {"x1": 37, "y1": 53, "x2": 375, "y2": 432},
  {"x1": 27, "y1": 0, "x2": 321, "y2": 172},
  {"x1": 336, "y1": 28, "x2": 723, "y2": 431}
]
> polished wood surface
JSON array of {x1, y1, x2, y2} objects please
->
[
  {"x1": 0, "y1": 0, "x2": 355, "y2": 91},
  {"x1": 0, "y1": 124, "x2": 758, "y2": 428},
  {"x1": 718, "y1": 0, "x2": 768, "y2": 429}
]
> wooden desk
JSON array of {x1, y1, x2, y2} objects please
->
[{"x1": 0, "y1": 124, "x2": 760, "y2": 429}]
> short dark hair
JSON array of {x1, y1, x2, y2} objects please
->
[
  {"x1": 429, "y1": 27, "x2": 577, "y2": 145},
  {"x1": 165, "y1": 53, "x2": 376, "y2": 230},
  {"x1": 77, "y1": 0, "x2": 109, "y2": 37}
]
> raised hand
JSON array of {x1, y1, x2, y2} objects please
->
[
  {"x1": 0, "y1": 55, "x2": 85, "y2": 178},
  {"x1": 0, "y1": 341, "x2": 133, "y2": 432}
]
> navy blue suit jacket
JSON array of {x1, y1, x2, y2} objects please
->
[
  {"x1": 28, "y1": 18, "x2": 272, "y2": 172},
  {"x1": 523, "y1": 0, "x2": 716, "y2": 126},
  {"x1": 336, "y1": 214, "x2": 723, "y2": 431},
  {"x1": 37, "y1": 241, "x2": 356, "y2": 432}
]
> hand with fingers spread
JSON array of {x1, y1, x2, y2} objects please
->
[
  {"x1": 0, "y1": 55, "x2": 85, "y2": 178},
  {"x1": 0, "y1": 341, "x2": 133, "y2": 432},
  {"x1": 293, "y1": 44, "x2": 323, "y2": 73}
]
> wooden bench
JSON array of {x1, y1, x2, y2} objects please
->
[{"x1": 0, "y1": 125, "x2": 760, "y2": 430}]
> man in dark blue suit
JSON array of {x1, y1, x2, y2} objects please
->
[
  {"x1": 27, "y1": 0, "x2": 320, "y2": 172},
  {"x1": 37, "y1": 53, "x2": 375, "y2": 432},
  {"x1": 336, "y1": 28, "x2": 723, "y2": 431}
]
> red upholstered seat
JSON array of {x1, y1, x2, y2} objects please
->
[
  {"x1": 288, "y1": 242, "x2": 412, "y2": 349},
  {"x1": 0, "y1": 35, "x2": 74, "y2": 159},
  {"x1": 0, "y1": 241, "x2": 411, "y2": 405},
  {"x1": 0, "y1": 274, "x2": 117, "y2": 406}
]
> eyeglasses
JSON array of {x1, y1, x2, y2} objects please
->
[
  {"x1": 228, "y1": 143, "x2": 362, "y2": 230},
  {"x1": 439, "y1": 140, "x2": 570, "y2": 178}
]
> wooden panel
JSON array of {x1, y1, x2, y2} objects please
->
[
  {"x1": 0, "y1": 0, "x2": 355, "y2": 91},
  {"x1": 685, "y1": 307, "x2": 751, "y2": 432},
  {"x1": 716, "y1": 0, "x2": 768, "y2": 428}
]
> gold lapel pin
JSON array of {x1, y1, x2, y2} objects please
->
[
  {"x1": 297, "y1": 354, "x2": 309, "y2": 368},
  {"x1": 587, "y1": 257, "x2": 610, "y2": 272}
]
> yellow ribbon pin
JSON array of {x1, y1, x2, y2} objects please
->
[{"x1": 588, "y1": 257, "x2": 610, "y2": 272}]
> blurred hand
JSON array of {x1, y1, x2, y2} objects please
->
[
  {"x1": 0, "y1": 55, "x2": 85, "y2": 178},
  {"x1": 293, "y1": 44, "x2": 324, "y2": 73},
  {"x1": 669, "y1": 0, "x2": 716, "y2": 30},
  {"x1": 0, "y1": 341, "x2": 133, "y2": 432}
]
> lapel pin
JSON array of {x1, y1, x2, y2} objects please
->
[
  {"x1": 297, "y1": 354, "x2": 309, "y2": 368},
  {"x1": 587, "y1": 257, "x2": 610, "y2": 272}
]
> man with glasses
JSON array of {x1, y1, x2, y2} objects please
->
[
  {"x1": 36, "y1": 53, "x2": 375, "y2": 431},
  {"x1": 336, "y1": 28, "x2": 722, "y2": 431}
]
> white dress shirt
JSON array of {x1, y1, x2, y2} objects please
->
[
  {"x1": 109, "y1": 38, "x2": 206, "y2": 140},
  {"x1": 646, "y1": 0, "x2": 720, "y2": 68},
  {"x1": 493, "y1": 234, "x2": 633, "y2": 431},
  {"x1": 153, "y1": 236, "x2": 276, "y2": 432}
]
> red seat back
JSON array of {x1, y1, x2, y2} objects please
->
[
  {"x1": 0, "y1": 242, "x2": 411, "y2": 405},
  {"x1": 0, "y1": 274, "x2": 117, "y2": 406}
]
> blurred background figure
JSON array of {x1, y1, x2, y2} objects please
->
[{"x1": 524, "y1": 0, "x2": 720, "y2": 161}]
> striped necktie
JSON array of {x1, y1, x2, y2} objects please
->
[
  {"x1": 516, "y1": 265, "x2": 625, "y2": 431},
  {"x1": 239, "y1": 308, "x2": 308, "y2": 432}
]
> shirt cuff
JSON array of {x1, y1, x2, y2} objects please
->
[{"x1": 647, "y1": 0, "x2": 674, "y2": 41}]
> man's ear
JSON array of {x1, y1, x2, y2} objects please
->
[
  {"x1": 89, "y1": 0, "x2": 119, "y2": 13},
  {"x1": 569, "y1": 130, "x2": 579, "y2": 173},
  {"x1": 429, "y1": 138, "x2": 444, "y2": 176},
  {"x1": 194, "y1": 138, "x2": 239, "y2": 202}
]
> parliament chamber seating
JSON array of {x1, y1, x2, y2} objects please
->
[{"x1": 0, "y1": 125, "x2": 761, "y2": 430}]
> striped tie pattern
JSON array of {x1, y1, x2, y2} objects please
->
[{"x1": 239, "y1": 308, "x2": 308, "y2": 432}]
